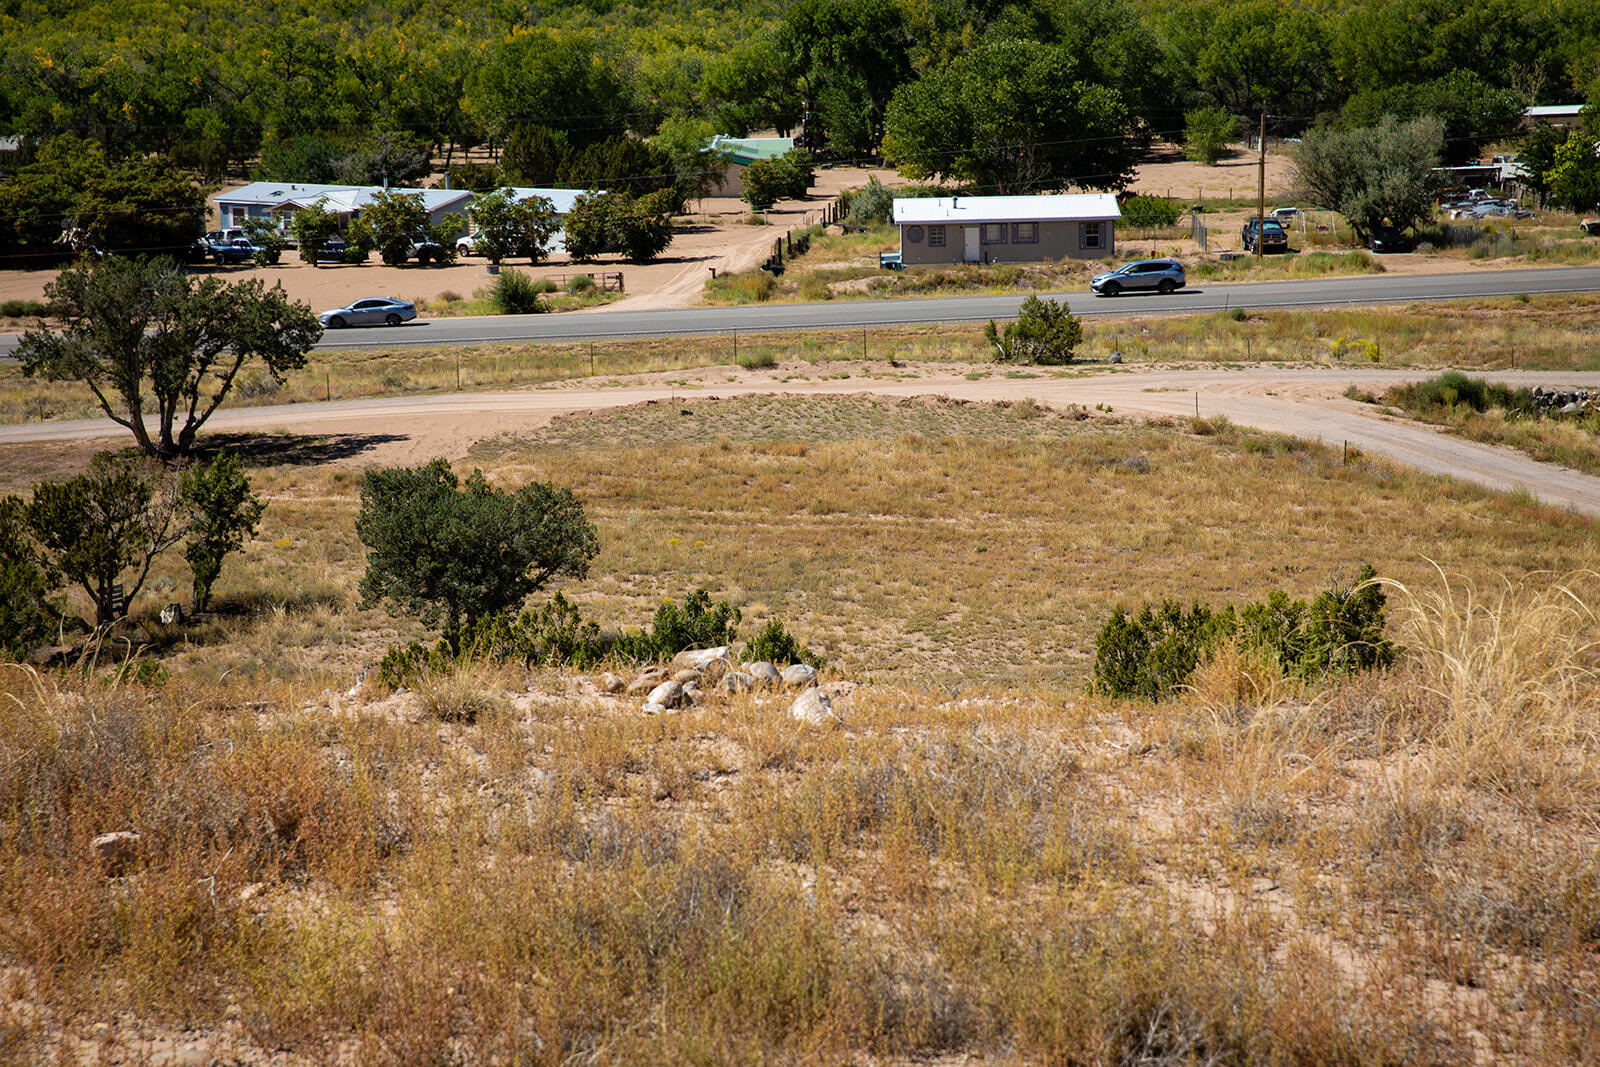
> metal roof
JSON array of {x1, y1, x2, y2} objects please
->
[
  {"x1": 706, "y1": 136, "x2": 794, "y2": 166},
  {"x1": 212, "y1": 183, "x2": 591, "y2": 215},
  {"x1": 893, "y1": 193, "x2": 1122, "y2": 225}
]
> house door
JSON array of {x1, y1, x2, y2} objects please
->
[{"x1": 963, "y1": 226, "x2": 980, "y2": 263}]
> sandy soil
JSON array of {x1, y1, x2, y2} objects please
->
[{"x1": 7, "y1": 361, "x2": 1600, "y2": 516}]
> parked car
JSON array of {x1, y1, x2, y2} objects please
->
[
  {"x1": 408, "y1": 234, "x2": 448, "y2": 264},
  {"x1": 1241, "y1": 217, "x2": 1289, "y2": 254},
  {"x1": 313, "y1": 236, "x2": 351, "y2": 263},
  {"x1": 455, "y1": 233, "x2": 479, "y2": 256},
  {"x1": 319, "y1": 298, "x2": 417, "y2": 328},
  {"x1": 1270, "y1": 206, "x2": 1301, "y2": 226},
  {"x1": 1089, "y1": 259, "x2": 1186, "y2": 296},
  {"x1": 203, "y1": 228, "x2": 246, "y2": 249},
  {"x1": 1367, "y1": 228, "x2": 1414, "y2": 254},
  {"x1": 210, "y1": 237, "x2": 273, "y2": 265}
]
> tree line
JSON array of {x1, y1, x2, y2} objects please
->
[{"x1": 2, "y1": 0, "x2": 1594, "y2": 185}]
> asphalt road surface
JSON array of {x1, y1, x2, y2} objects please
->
[{"x1": 4, "y1": 265, "x2": 1600, "y2": 356}]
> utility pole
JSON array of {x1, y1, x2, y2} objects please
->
[{"x1": 1255, "y1": 112, "x2": 1267, "y2": 262}]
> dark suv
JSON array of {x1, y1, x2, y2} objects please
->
[{"x1": 1241, "y1": 217, "x2": 1289, "y2": 254}]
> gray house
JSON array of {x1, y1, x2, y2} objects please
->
[
  {"x1": 210, "y1": 183, "x2": 590, "y2": 233},
  {"x1": 892, "y1": 194, "x2": 1121, "y2": 265}
]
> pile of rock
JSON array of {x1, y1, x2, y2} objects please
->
[
  {"x1": 1532, "y1": 387, "x2": 1594, "y2": 416},
  {"x1": 602, "y1": 646, "x2": 839, "y2": 724}
]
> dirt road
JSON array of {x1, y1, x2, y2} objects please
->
[{"x1": 8, "y1": 362, "x2": 1600, "y2": 516}]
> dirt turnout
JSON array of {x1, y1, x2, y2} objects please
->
[{"x1": 7, "y1": 361, "x2": 1600, "y2": 515}]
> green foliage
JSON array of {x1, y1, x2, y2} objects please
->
[
  {"x1": 1293, "y1": 116, "x2": 1443, "y2": 239},
  {"x1": 1387, "y1": 372, "x2": 1536, "y2": 417},
  {"x1": 1093, "y1": 566, "x2": 1395, "y2": 700},
  {"x1": 179, "y1": 452, "x2": 265, "y2": 613},
  {"x1": 745, "y1": 617, "x2": 825, "y2": 669},
  {"x1": 882, "y1": 39, "x2": 1137, "y2": 194},
  {"x1": 0, "y1": 136, "x2": 204, "y2": 258},
  {"x1": 16, "y1": 257, "x2": 322, "y2": 457},
  {"x1": 564, "y1": 192, "x2": 674, "y2": 263},
  {"x1": 25, "y1": 452, "x2": 185, "y2": 627},
  {"x1": 1182, "y1": 106, "x2": 1236, "y2": 165},
  {"x1": 0, "y1": 300, "x2": 52, "y2": 318},
  {"x1": 740, "y1": 158, "x2": 791, "y2": 212},
  {"x1": 1547, "y1": 129, "x2": 1600, "y2": 213},
  {"x1": 0, "y1": 496, "x2": 63, "y2": 659},
  {"x1": 1340, "y1": 70, "x2": 1523, "y2": 166},
  {"x1": 288, "y1": 202, "x2": 341, "y2": 265},
  {"x1": 490, "y1": 269, "x2": 549, "y2": 315},
  {"x1": 778, "y1": 0, "x2": 912, "y2": 155},
  {"x1": 1121, "y1": 196, "x2": 1183, "y2": 229},
  {"x1": 239, "y1": 218, "x2": 285, "y2": 266},
  {"x1": 844, "y1": 177, "x2": 895, "y2": 226},
  {"x1": 985, "y1": 296, "x2": 1082, "y2": 366},
  {"x1": 355, "y1": 459, "x2": 600, "y2": 652},
  {"x1": 359, "y1": 190, "x2": 431, "y2": 266},
  {"x1": 1094, "y1": 601, "x2": 1233, "y2": 702},
  {"x1": 469, "y1": 189, "x2": 557, "y2": 266},
  {"x1": 641, "y1": 588, "x2": 741, "y2": 657},
  {"x1": 653, "y1": 115, "x2": 728, "y2": 206}
]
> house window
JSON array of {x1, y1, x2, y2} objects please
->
[
  {"x1": 907, "y1": 225, "x2": 925, "y2": 243},
  {"x1": 1012, "y1": 222, "x2": 1038, "y2": 244},
  {"x1": 1080, "y1": 221, "x2": 1103, "y2": 249},
  {"x1": 981, "y1": 223, "x2": 1008, "y2": 245},
  {"x1": 928, "y1": 225, "x2": 946, "y2": 247}
]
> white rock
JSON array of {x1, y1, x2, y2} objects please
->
[
  {"x1": 781, "y1": 663, "x2": 818, "y2": 688},
  {"x1": 600, "y1": 672, "x2": 627, "y2": 694},
  {"x1": 627, "y1": 667, "x2": 670, "y2": 695},
  {"x1": 92, "y1": 831, "x2": 140, "y2": 876},
  {"x1": 646, "y1": 680, "x2": 685, "y2": 708},
  {"x1": 747, "y1": 661, "x2": 781, "y2": 685},
  {"x1": 671, "y1": 646, "x2": 730, "y2": 672},
  {"x1": 724, "y1": 671, "x2": 756, "y2": 693},
  {"x1": 789, "y1": 687, "x2": 839, "y2": 726}
]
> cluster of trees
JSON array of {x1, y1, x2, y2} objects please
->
[
  {"x1": 4, "y1": 0, "x2": 1595, "y2": 201},
  {"x1": 1, "y1": 449, "x2": 264, "y2": 655}
]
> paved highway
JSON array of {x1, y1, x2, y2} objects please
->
[{"x1": 3, "y1": 265, "x2": 1599, "y2": 356}]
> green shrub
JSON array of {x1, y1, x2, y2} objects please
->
[
  {"x1": 736, "y1": 350, "x2": 778, "y2": 370},
  {"x1": 0, "y1": 299, "x2": 52, "y2": 318},
  {"x1": 568, "y1": 273, "x2": 596, "y2": 294},
  {"x1": 844, "y1": 177, "x2": 896, "y2": 226},
  {"x1": 985, "y1": 295, "x2": 1082, "y2": 365},
  {"x1": 1387, "y1": 371, "x2": 1535, "y2": 416},
  {"x1": 798, "y1": 276, "x2": 832, "y2": 301},
  {"x1": 1093, "y1": 565, "x2": 1394, "y2": 700},
  {"x1": 744, "y1": 618, "x2": 826, "y2": 669},
  {"x1": 1121, "y1": 196, "x2": 1182, "y2": 229},
  {"x1": 491, "y1": 269, "x2": 548, "y2": 315}
]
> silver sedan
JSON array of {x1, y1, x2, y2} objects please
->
[{"x1": 319, "y1": 298, "x2": 417, "y2": 328}]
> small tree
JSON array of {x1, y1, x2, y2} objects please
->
[
  {"x1": 16, "y1": 258, "x2": 322, "y2": 458},
  {"x1": 0, "y1": 496, "x2": 62, "y2": 659},
  {"x1": 289, "y1": 202, "x2": 341, "y2": 266},
  {"x1": 740, "y1": 158, "x2": 789, "y2": 212},
  {"x1": 984, "y1": 296, "x2": 1082, "y2": 365},
  {"x1": 359, "y1": 190, "x2": 431, "y2": 266},
  {"x1": 240, "y1": 217, "x2": 285, "y2": 266},
  {"x1": 563, "y1": 193, "x2": 615, "y2": 262},
  {"x1": 180, "y1": 452, "x2": 266, "y2": 613},
  {"x1": 612, "y1": 196, "x2": 674, "y2": 262},
  {"x1": 653, "y1": 115, "x2": 728, "y2": 207},
  {"x1": 1293, "y1": 115, "x2": 1443, "y2": 239},
  {"x1": 26, "y1": 452, "x2": 185, "y2": 627},
  {"x1": 356, "y1": 459, "x2": 600, "y2": 652},
  {"x1": 1546, "y1": 129, "x2": 1600, "y2": 213},
  {"x1": 1183, "y1": 106, "x2": 1237, "y2": 165},
  {"x1": 469, "y1": 189, "x2": 558, "y2": 265}
]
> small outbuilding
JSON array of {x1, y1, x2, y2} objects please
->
[{"x1": 891, "y1": 193, "x2": 1121, "y2": 266}]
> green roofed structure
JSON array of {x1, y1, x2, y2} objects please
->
[{"x1": 706, "y1": 135, "x2": 795, "y2": 196}]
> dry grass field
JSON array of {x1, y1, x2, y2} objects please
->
[{"x1": 3, "y1": 305, "x2": 1600, "y2": 1063}]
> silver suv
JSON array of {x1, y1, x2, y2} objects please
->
[{"x1": 1090, "y1": 259, "x2": 1186, "y2": 296}]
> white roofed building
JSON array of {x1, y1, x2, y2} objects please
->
[
  {"x1": 891, "y1": 193, "x2": 1121, "y2": 265},
  {"x1": 211, "y1": 183, "x2": 593, "y2": 233}
]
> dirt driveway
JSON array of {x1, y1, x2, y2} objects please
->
[{"x1": 8, "y1": 361, "x2": 1600, "y2": 516}]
